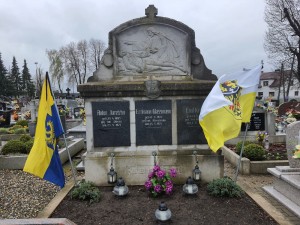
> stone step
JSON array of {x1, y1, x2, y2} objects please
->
[
  {"x1": 0, "y1": 218, "x2": 76, "y2": 225},
  {"x1": 76, "y1": 161, "x2": 85, "y2": 171},
  {"x1": 263, "y1": 186, "x2": 300, "y2": 219},
  {"x1": 266, "y1": 166, "x2": 300, "y2": 208},
  {"x1": 268, "y1": 167, "x2": 300, "y2": 189},
  {"x1": 273, "y1": 176, "x2": 300, "y2": 206},
  {"x1": 76, "y1": 151, "x2": 87, "y2": 171}
]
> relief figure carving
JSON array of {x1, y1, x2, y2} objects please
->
[{"x1": 118, "y1": 27, "x2": 186, "y2": 74}]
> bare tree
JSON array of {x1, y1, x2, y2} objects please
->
[
  {"x1": 35, "y1": 67, "x2": 44, "y2": 97},
  {"x1": 46, "y1": 49, "x2": 64, "y2": 93},
  {"x1": 89, "y1": 38, "x2": 106, "y2": 71},
  {"x1": 264, "y1": 0, "x2": 300, "y2": 83},
  {"x1": 59, "y1": 42, "x2": 81, "y2": 85},
  {"x1": 47, "y1": 39, "x2": 106, "y2": 88}
]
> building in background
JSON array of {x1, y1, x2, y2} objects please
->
[{"x1": 257, "y1": 70, "x2": 299, "y2": 105}]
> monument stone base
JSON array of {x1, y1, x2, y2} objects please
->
[
  {"x1": 263, "y1": 166, "x2": 300, "y2": 218},
  {"x1": 85, "y1": 149, "x2": 224, "y2": 186}
]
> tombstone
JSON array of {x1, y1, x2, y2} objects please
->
[
  {"x1": 78, "y1": 5, "x2": 222, "y2": 185},
  {"x1": 241, "y1": 111, "x2": 266, "y2": 132},
  {"x1": 29, "y1": 100, "x2": 37, "y2": 121},
  {"x1": 0, "y1": 110, "x2": 11, "y2": 127},
  {"x1": 264, "y1": 121, "x2": 300, "y2": 217},
  {"x1": 286, "y1": 121, "x2": 300, "y2": 168},
  {"x1": 66, "y1": 88, "x2": 71, "y2": 97},
  {"x1": 73, "y1": 107, "x2": 84, "y2": 119}
]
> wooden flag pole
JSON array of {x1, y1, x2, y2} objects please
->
[
  {"x1": 234, "y1": 123, "x2": 250, "y2": 182},
  {"x1": 62, "y1": 133, "x2": 78, "y2": 185}
]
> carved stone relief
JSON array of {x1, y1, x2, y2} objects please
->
[{"x1": 115, "y1": 25, "x2": 189, "y2": 75}]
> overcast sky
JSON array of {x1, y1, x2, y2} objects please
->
[{"x1": 0, "y1": 0, "x2": 270, "y2": 91}]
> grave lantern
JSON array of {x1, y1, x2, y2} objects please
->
[
  {"x1": 193, "y1": 151, "x2": 201, "y2": 181},
  {"x1": 183, "y1": 176, "x2": 198, "y2": 195},
  {"x1": 107, "y1": 153, "x2": 117, "y2": 184},
  {"x1": 113, "y1": 177, "x2": 129, "y2": 196},
  {"x1": 155, "y1": 201, "x2": 172, "y2": 222}
]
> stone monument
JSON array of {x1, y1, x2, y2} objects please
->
[
  {"x1": 78, "y1": 5, "x2": 223, "y2": 185},
  {"x1": 264, "y1": 121, "x2": 300, "y2": 218}
]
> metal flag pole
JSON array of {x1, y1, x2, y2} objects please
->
[
  {"x1": 234, "y1": 122, "x2": 250, "y2": 182},
  {"x1": 62, "y1": 133, "x2": 78, "y2": 185}
]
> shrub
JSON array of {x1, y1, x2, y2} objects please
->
[
  {"x1": 70, "y1": 180, "x2": 101, "y2": 203},
  {"x1": 13, "y1": 128, "x2": 27, "y2": 134},
  {"x1": 24, "y1": 139, "x2": 34, "y2": 153},
  {"x1": 19, "y1": 134, "x2": 32, "y2": 142},
  {"x1": 9, "y1": 125, "x2": 23, "y2": 131},
  {"x1": 235, "y1": 140, "x2": 253, "y2": 155},
  {"x1": 207, "y1": 177, "x2": 244, "y2": 198},
  {"x1": 1, "y1": 140, "x2": 27, "y2": 155},
  {"x1": 58, "y1": 139, "x2": 65, "y2": 149},
  {"x1": 243, "y1": 144, "x2": 265, "y2": 160},
  {"x1": 0, "y1": 128, "x2": 11, "y2": 134},
  {"x1": 16, "y1": 120, "x2": 29, "y2": 127}
]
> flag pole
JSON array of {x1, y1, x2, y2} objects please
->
[
  {"x1": 234, "y1": 122, "x2": 249, "y2": 182},
  {"x1": 62, "y1": 133, "x2": 78, "y2": 185}
]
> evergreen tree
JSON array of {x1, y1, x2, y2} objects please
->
[
  {"x1": 5, "y1": 69, "x2": 15, "y2": 97},
  {"x1": 21, "y1": 59, "x2": 35, "y2": 98},
  {"x1": 0, "y1": 53, "x2": 14, "y2": 97},
  {"x1": 10, "y1": 56, "x2": 22, "y2": 97},
  {"x1": 0, "y1": 52, "x2": 8, "y2": 96}
]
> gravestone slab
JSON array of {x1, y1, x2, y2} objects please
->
[
  {"x1": 135, "y1": 100, "x2": 172, "y2": 145},
  {"x1": 92, "y1": 101, "x2": 130, "y2": 147},
  {"x1": 177, "y1": 99, "x2": 206, "y2": 144}
]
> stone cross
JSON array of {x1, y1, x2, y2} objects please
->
[
  {"x1": 145, "y1": 5, "x2": 157, "y2": 19},
  {"x1": 66, "y1": 87, "x2": 71, "y2": 96}
]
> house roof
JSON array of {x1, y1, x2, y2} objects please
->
[{"x1": 260, "y1": 70, "x2": 292, "y2": 88}]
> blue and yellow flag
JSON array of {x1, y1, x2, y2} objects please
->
[
  {"x1": 199, "y1": 65, "x2": 261, "y2": 152},
  {"x1": 23, "y1": 73, "x2": 65, "y2": 188}
]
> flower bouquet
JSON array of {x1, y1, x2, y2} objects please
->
[
  {"x1": 144, "y1": 165, "x2": 177, "y2": 197},
  {"x1": 79, "y1": 108, "x2": 86, "y2": 125},
  {"x1": 286, "y1": 108, "x2": 300, "y2": 121},
  {"x1": 256, "y1": 131, "x2": 268, "y2": 146},
  {"x1": 293, "y1": 145, "x2": 300, "y2": 159}
]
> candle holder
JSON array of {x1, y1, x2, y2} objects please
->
[
  {"x1": 107, "y1": 153, "x2": 117, "y2": 184},
  {"x1": 193, "y1": 151, "x2": 201, "y2": 182}
]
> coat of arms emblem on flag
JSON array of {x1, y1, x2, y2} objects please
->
[{"x1": 220, "y1": 80, "x2": 242, "y2": 119}]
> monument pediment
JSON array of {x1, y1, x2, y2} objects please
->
[{"x1": 93, "y1": 5, "x2": 216, "y2": 81}]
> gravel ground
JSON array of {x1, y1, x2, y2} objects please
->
[
  {"x1": 0, "y1": 156, "x2": 275, "y2": 220},
  {"x1": 0, "y1": 155, "x2": 83, "y2": 219},
  {"x1": 0, "y1": 169, "x2": 60, "y2": 219}
]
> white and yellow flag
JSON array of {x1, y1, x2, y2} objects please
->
[{"x1": 199, "y1": 65, "x2": 261, "y2": 152}]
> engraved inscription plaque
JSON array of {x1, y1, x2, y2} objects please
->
[
  {"x1": 241, "y1": 112, "x2": 266, "y2": 131},
  {"x1": 177, "y1": 99, "x2": 207, "y2": 144},
  {"x1": 135, "y1": 100, "x2": 172, "y2": 145},
  {"x1": 92, "y1": 101, "x2": 130, "y2": 147}
]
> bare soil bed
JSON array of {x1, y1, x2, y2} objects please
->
[
  {"x1": 227, "y1": 143, "x2": 287, "y2": 160},
  {"x1": 51, "y1": 184, "x2": 278, "y2": 225}
]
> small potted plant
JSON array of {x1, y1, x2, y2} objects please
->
[{"x1": 144, "y1": 164, "x2": 177, "y2": 197}]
